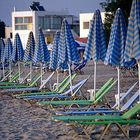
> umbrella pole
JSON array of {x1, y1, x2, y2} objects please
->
[
  {"x1": 117, "y1": 67, "x2": 120, "y2": 110},
  {"x1": 68, "y1": 63, "x2": 73, "y2": 94},
  {"x1": 93, "y1": 61, "x2": 97, "y2": 100},
  {"x1": 40, "y1": 63, "x2": 43, "y2": 85},
  {"x1": 9, "y1": 63, "x2": 12, "y2": 82},
  {"x1": 138, "y1": 61, "x2": 140, "y2": 102},
  {"x1": 18, "y1": 61, "x2": 21, "y2": 82},
  {"x1": 30, "y1": 62, "x2": 32, "y2": 81},
  {"x1": 2, "y1": 63, "x2": 5, "y2": 78},
  {"x1": 56, "y1": 69, "x2": 59, "y2": 90}
]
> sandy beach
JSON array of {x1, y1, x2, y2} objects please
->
[{"x1": 0, "y1": 61, "x2": 140, "y2": 140}]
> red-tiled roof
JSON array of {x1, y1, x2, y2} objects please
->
[{"x1": 75, "y1": 37, "x2": 88, "y2": 43}]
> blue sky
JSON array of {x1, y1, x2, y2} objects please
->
[{"x1": 0, "y1": 0, "x2": 105, "y2": 26}]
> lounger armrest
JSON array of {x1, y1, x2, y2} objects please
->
[{"x1": 87, "y1": 89, "x2": 99, "y2": 100}]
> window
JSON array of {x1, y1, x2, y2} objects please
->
[
  {"x1": 40, "y1": 16, "x2": 62, "y2": 30},
  {"x1": 44, "y1": 16, "x2": 51, "y2": 29},
  {"x1": 38, "y1": 16, "x2": 44, "y2": 28},
  {"x1": 24, "y1": 17, "x2": 32, "y2": 23},
  {"x1": 15, "y1": 17, "x2": 23, "y2": 23},
  {"x1": 15, "y1": 25, "x2": 27, "y2": 30},
  {"x1": 52, "y1": 16, "x2": 62, "y2": 29},
  {"x1": 15, "y1": 16, "x2": 33, "y2": 30},
  {"x1": 83, "y1": 22, "x2": 89, "y2": 29}
]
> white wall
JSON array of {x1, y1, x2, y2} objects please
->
[
  {"x1": 12, "y1": 11, "x2": 35, "y2": 49},
  {"x1": 12, "y1": 10, "x2": 76, "y2": 49},
  {"x1": 80, "y1": 12, "x2": 105, "y2": 38},
  {"x1": 5, "y1": 27, "x2": 12, "y2": 39}
]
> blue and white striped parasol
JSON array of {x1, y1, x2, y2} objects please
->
[
  {"x1": 58, "y1": 19, "x2": 80, "y2": 93},
  {"x1": 11, "y1": 33, "x2": 24, "y2": 81},
  {"x1": 24, "y1": 31, "x2": 35, "y2": 62},
  {"x1": 104, "y1": 8, "x2": 127, "y2": 109},
  {"x1": 33, "y1": 28, "x2": 50, "y2": 63},
  {"x1": 33, "y1": 28, "x2": 50, "y2": 84},
  {"x1": 24, "y1": 31, "x2": 35, "y2": 80},
  {"x1": 49, "y1": 31, "x2": 66, "y2": 87},
  {"x1": 12, "y1": 33, "x2": 24, "y2": 62},
  {"x1": 0, "y1": 38, "x2": 5, "y2": 63},
  {"x1": 3, "y1": 38, "x2": 12, "y2": 63},
  {"x1": 124, "y1": 0, "x2": 140, "y2": 102},
  {"x1": 0, "y1": 38, "x2": 5, "y2": 77},
  {"x1": 2, "y1": 38, "x2": 12, "y2": 80},
  {"x1": 49, "y1": 31, "x2": 60, "y2": 70},
  {"x1": 83, "y1": 9, "x2": 107, "y2": 100},
  {"x1": 58, "y1": 19, "x2": 80, "y2": 67}
]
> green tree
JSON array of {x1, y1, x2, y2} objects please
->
[
  {"x1": 100, "y1": 0, "x2": 132, "y2": 44},
  {"x1": 0, "y1": 20, "x2": 5, "y2": 38}
]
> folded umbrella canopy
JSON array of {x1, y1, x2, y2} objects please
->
[
  {"x1": 23, "y1": 31, "x2": 35, "y2": 81},
  {"x1": 49, "y1": 31, "x2": 60, "y2": 88},
  {"x1": 33, "y1": 28, "x2": 50, "y2": 85},
  {"x1": 49, "y1": 31, "x2": 60, "y2": 71},
  {"x1": 84, "y1": 9, "x2": 107, "y2": 100},
  {"x1": 57, "y1": 19, "x2": 80, "y2": 94},
  {"x1": 104, "y1": 8, "x2": 127, "y2": 109},
  {"x1": 124, "y1": 0, "x2": 140, "y2": 102},
  {"x1": 0, "y1": 38, "x2": 5, "y2": 78},
  {"x1": 11, "y1": 33, "x2": 24, "y2": 81},
  {"x1": 2, "y1": 38, "x2": 13, "y2": 81}
]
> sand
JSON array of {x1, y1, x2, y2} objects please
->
[{"x1": 0, "y1": 61, "x2": 139, "y2": 140}]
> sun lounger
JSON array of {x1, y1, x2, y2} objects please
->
[
  {"x1": 0, "y1": 70, "x2": 12, "y2": 82},
  {"x1": 0, "y1": 72, "x2": 52, "y2": 93},
  {"x1": 13, "y1": 74, "x2": 77, "y2": 97},
  {"x1": 52, "y1": 103, "x2": 140, "y2": 139},
  {"x1": 16, "y1": 75, "x2": 90, "y2": 100},
  {"x1": 35, "y1": 78, "x2": 117, "y2": 107},
  {"x1": 56, "y1": 90, "x2": 139, "y2": 116},
  {"x1": 0, "y1": 72, "x2": 22, "y2": 84},
  {"x1": 55, "y1": 82, "x2": 138, "y2": 115},
  {"x1": 112, "y1": 81, "x2": 138, "y2": 108},
  {"x1": 52, "y1": 74, "x2": 77, "y2": 93},
  {"x1": 52, "y1": 103, "x2": 140, "y2": 121},
  {"x1": 19, "y1": 71, "x2": 32, "y2": 83},
  {"x1": 120, "y1": 90, "x2": 139, "y2": 111},
  {"x1": 39, "y1": 72, "x2": 55, "y2": 90}
]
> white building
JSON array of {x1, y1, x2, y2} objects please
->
[
  {"x1": 12, "y1": 2, "x2": 78, "y2": 49},
  {"x1": 5, "y1": 26, "x2": 12, "y2": 39},
  {"x1": 79, "y1": 12, "x2": 106, "y2": 38}
]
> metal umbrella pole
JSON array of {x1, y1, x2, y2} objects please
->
[{"x1": 83, "y1": 10, "x2": 107, "y2": 100}]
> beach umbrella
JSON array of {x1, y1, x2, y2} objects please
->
[
  {"x1": 104, "y1": 8, "x2": 127, "y2": 109},
  {"x1": 49, "y1": 31, "x2": 60, "y2": 87},
  {"x1": 2, "y1": 38, "x2": 12, "y2": 81},
  {"x1": 11, "y1": 33, "x2": 24, "y2": 81},
  {"x1": 0, "y1": 38, "x2": 5, "y2": 77},
  {"x1": 33, "y1": 28, "x2": 50, "y2": 84},
  {"x1": 49, "y1": 31, "x2": 60, "y2": 71},
  {"x1": 124, "y1": 0, "x2": 140, "y2": 102},
  {"x1": 58, "y1": 19, "x2": 80, "y2": 93},
  {"x1": 23, "y1": 31, "x2": 35, "y2": 80},
  {"x1": 83, "y1": 9, "x2": 107, "y2": 100}
]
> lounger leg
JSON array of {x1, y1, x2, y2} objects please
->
[
  {"x1": 69, "y1": 123, "x2": 90, "y2": 139},
  {"x1": 116, "y1": 123, "x2": 129, "y2": 139},
  {"x1": 82, "y1": 124, "x2": 90, "y2": 130},
  {"x1": 124, "y1": 124, "x2": 129, "y2": 137},
  {"x1": 81, "y1": 127, "x2": 90, "y2": 138},
  {"x1": 75, "y1": 124, "x2": 90, "y2": 138},
  {"x1": 100, "y1": 123, "x2": 111, "y2": 140}
]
